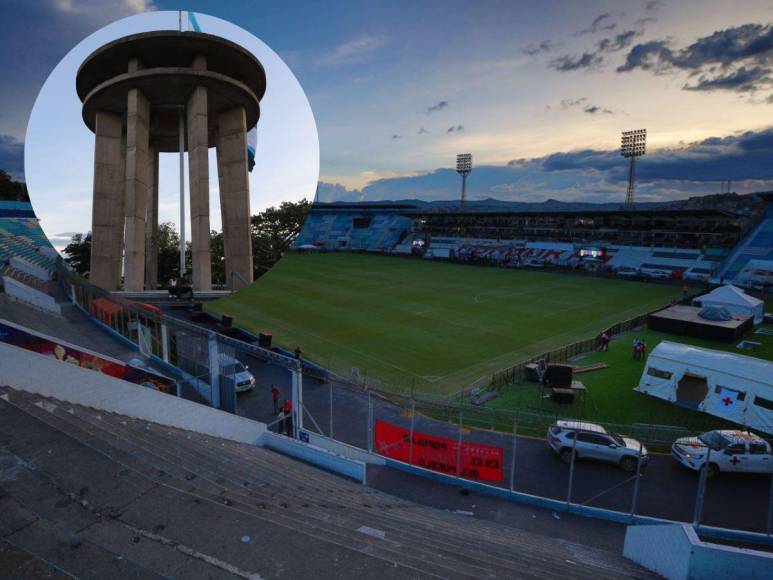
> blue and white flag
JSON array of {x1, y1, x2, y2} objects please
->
[
  {"x1": 188, "y1": 11, "x2": 202, "y2": 32},
  {"x1": 186, "y1": 11, "x2": 257, "y2": 172},
  {"x1": 247, "y1": 128, "x2": 257, "y2": 172}
]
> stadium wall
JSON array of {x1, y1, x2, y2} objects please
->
[
  {"x1": 623, "y1": 523, "x2": 773, "y2": 579},
  {"x1": 0, "y1": 341, "x2": 266, "y2": 444}
]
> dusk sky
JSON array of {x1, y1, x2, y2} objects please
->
[{"x1": 1, "y1": 0, "x2": 772, "y2": 225}]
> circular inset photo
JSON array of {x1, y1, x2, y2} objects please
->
[{"x1": 25, "y1": 10, "x2": 319, "y2": 292}]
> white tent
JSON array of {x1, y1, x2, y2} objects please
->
[
  {"x1": 637, "y1": 341, "x2": 773, "y2": 434},
  {"x1": 693, "y1": 284, "x2": 764, "y2": 324}
]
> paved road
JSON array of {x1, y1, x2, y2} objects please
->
[{"x1": 166, "y1": 305, "x2": 773, "y2": 535}]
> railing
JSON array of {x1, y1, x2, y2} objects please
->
[{"x1": 490, "y1": 312, "x2": 652, "y2": 388}]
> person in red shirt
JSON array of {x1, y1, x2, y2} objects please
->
[
  {"x1": 271, "y1": 385, "x2": 280, "y2": 415},
  {"x1": 283, "y1": 399, "x2": 293, "y2": 436}
]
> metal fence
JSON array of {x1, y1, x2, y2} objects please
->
[
  {"x1": 490, "y1": 312, "x2": 652, "y2": 388},
  {"x1": 297, "y1": 377, "x2": 773, "y2": 539},
  {"x1": 57, "y1": 260, "x2": 301, "y2": 414}
]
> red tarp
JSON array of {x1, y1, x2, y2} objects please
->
[{"x1": 375, "y1": 420, "x2": 503, "y2": 482}]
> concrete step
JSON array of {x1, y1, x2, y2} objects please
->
[
  {"x1": 0, "y1": 395, "x2": 438, "y2": 579},
  {"x1": 8, "y1": 393, "x2": 537, "y2": 580},
  {"x1": 19, "y1": 388, "x2": 648, "y2": 580},
  {"x1": 0, "y1": 387, "x2": 651, "y2": 579}
]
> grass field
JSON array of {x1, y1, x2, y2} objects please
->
[
  {"x1": 487, "y1": 323, "x2": 773, "y2": 431},
  {"x1": 208, "y1": 253, "x2": 682, "y2": 395}
]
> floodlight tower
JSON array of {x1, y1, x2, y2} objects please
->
[
  {"x1": 456, "y1": 153, "x2": 473, "y2": 206},
  {"x1": 620, "y1": 129, "x2": 646, "y2": 205}
]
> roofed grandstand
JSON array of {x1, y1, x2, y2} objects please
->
[{"x1": 293, "y1": 193, "x2": 773, "y2": 291}]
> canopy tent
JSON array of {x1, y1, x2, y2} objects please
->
[
  {"x1": 693, "y1": 284, "x2": 764, "y2": 324},
  {"x1": 637, "y1": 341, "x2": 773, "y2": 434}
]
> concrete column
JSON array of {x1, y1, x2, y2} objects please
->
[
  {"x1": 215, "y1": 106, "x2": 253, "y2": 289},
  {"x1": 187, "y1": 85, "x2": 212, "y2": 291},
  {"x1": 123, "y1": 87, "x2": 150, "y2": 291},
  {"x1": 89, "y1": 110, "x2": 124, "y2": 290},
  {"x1": 145, "y1": 144, "x2": 159, "y2": 289}
]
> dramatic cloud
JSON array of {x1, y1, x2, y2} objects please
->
[
  {"x1": 561, "y1": 97, "x2": 587, "y2": 108},
  {"x1": 645, "y1": 1, "x2": 665, "y2": 13},
  {"x1": 417, "y1": 127, "x2": 429, "y2": 134},
  {"x1": 597, "y1": 30, "x2": 641, "y2": 53},
  {"x1": 551, "y1": 28, "x2": 643, "y2": 72},
  {"x1": 318, "y1": 127, "x2": 773, "y2": 205},
  {"x1": 583, "y1": 105, "x2": 613, "y2": 114},
  {"x1": 447, "y1": 125, "x2": 464, "y2": 133},
  {"x1": 577, "y1": 13, "x2": 617, "y2": 36},
  {"x1": 391, "y1": 134, "x2": 402, "y2": 140},
  {"x1": 617, "y1": 23, "x2": 773, "y2": 92},
  {"x1": 550, "y1": 52, "x2": 603, "y2": 72},
  {"x1": 426, "y1": 101, "x2": 448, "y2": 114},
  {"x1": 684, "y1": 66, "x2": 770, "y2": 92},
  {"x1": 523, "y1": 39, "x2": 555, "y2": 56},
  {"x1": 0, "y1": 134, "x2": 24, "y2": 180},
  {"x1": 53, "y1": 0, "x2": 154, "y2": 16},
  {"x1": 318, "y1": 34, "x2": 387, "y2": 67}
]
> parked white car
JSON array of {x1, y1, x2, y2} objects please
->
[
  {"x1": 219, "y1": 353, "x2": 256, "y2": 393},
  {"x1": 640, "y1": 268, "x2": 671, "y2": 279},
  {"x1": 616, "y1": 267, "x2": 639, "y2": 278},
  {"x1": 547, "y1": 420, "x2": 649, "y2": 472},
  {"x1": 672, "y1": 430, "x2": 773, "y2": 477},
  {"x1": 683, "y1": 269, "x2": 711, "y2": 282}
]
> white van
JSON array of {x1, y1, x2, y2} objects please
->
[{"x1": 219, "y1": 353, "x2": 256, "y2": 393}]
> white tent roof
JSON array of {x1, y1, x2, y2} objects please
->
[
  {"x1": 696, "y1": 285, "x2": 763, "y2": 307},
  {"x1": 649, "y1": 341, "x2": 773, "y2": 386}
]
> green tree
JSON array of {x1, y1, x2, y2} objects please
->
[
  {"x1": 0, "y1": 170, "x2": 29, "y2": 202},
  {"x1": 62, "y1": 232, "x2": 91, "y2": 276},
  {"x1": 251, "y1": 199, "x2": 310, "y2": 277}
]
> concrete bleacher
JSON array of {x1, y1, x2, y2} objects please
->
[
  {"x1": 0, "y1": 386, "x2": 651, "y2": 579},
  {"x1": 295, "y1": 210, "x2": 412, "y2": 252},
  {"x1": 719, "y1": 204, "x2": 773, "y2": 282}
]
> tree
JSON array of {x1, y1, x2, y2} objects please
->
[
  {"x1": 0, "y1": 170, "x2": 29, "y2": 202},
  {"x1": 63, "y1": 232, "x2": 91, "y2": 276},
  {"x1": 251, "y1": 199, "x2": 310, "y2": 277},
  {"x1": 58, "y1": 200, "x2": 310, "y2": 286}
]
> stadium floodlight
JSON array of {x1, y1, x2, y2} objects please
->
[
  {"x1": 620, "y1": 129, "x2": 646, "y2": 205},
  {"x1": 456, "y1": 153, "x2": 473, "y2": 206}
]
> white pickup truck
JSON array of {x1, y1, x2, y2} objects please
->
[{"x1": 671, "y1": 430, "x2": 773, "y2": 477}]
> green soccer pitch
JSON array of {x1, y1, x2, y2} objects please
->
[{"x1": 207, "y1": 253, "x2": 682, "y2": 396}]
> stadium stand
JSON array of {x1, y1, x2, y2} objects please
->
[
  {"x1": 295, "y1": 196, "x2": 771, "y2": 287},
  {"x1": 717, "y1": 203, "x2": 773, "y2": 284},
  {"x1": 0, "y1": 386, "x2": 650, "y2": 579}
]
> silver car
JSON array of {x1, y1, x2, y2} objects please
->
[{"x1": 547, "y1": 420, "x2": 649, "y2": 472}]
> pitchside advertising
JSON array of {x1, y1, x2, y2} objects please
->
[{"x1": 375, "y1": 420, "x2": 504, "y2": 482}]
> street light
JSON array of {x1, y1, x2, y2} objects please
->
[
  {"x1": 620, "y1": 129, "x2": 646, "y2": 205},
  {"x1": 456, "y1": 153, "x2": 472, "y2": 206}
]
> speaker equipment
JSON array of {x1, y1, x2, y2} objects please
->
[
  {"x1": 258, "y1": 332, "x2": 273, "y2": 349},
  {"x1": 524, "y1": 363, "x2": 541, "y2": 383},
  {"x1": 551, "y1": 388, "x2": 575, "y2": 404},
  {"x1": 543, "y1": 364, "x2": 573, "y2": 388},
  {"x1": 221, "y1": 314, "x2": 233, "y2": 329}
]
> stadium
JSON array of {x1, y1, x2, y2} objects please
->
[{"x1": 3, "y1": 9, "x2": 773, "y2": 580}]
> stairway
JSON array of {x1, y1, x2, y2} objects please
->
[{"x1": 0, "y1": 386, "x2": 653, "y2": 579}]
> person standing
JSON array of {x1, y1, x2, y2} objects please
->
[
  {"x1": 283, "y1": 399, "x2": 294, "y2": 437},
  {"x1": 271, "y1": 385, "x2": 280, "y2": 415},
  {"x1": 632, "y1": 337, "x2": 639, "y2": 359}
]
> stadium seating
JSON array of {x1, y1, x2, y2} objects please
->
[
  {"x1": 0, "y1": 203, "x2": 57, "y2": 277},
  {"x1": 718, "y1": 204, "x2": 773, "y2": 283},
  {"x1": 0, "y1": 386, "x2": 648, "y2": 579},
  {"x1": 294, "y1": 209, "x2": 413, "y2": 251}
]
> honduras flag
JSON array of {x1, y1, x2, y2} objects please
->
[
  {"x1": 187, "y1": 11, "x2": 257, "y2": 172},
  {"x1": 188, "y1": 11, "x2": 202, "y2": 32}
]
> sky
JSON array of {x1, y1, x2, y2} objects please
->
[{"x1": 1, "y1": 0, "x2": 772, "y2": 243}]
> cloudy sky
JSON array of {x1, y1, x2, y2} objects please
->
[{"x1": 1, "y1": 0, "x2": 772, "y2": 217}]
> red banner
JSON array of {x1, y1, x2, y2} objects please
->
[{"x1": 375, "y1": 420, "x2": 503, "y2": 482}]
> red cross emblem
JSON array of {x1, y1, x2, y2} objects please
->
[
  {"x1": 730, "y1": 456, "x2": 741, "y2": 466},
  {"x1": 722, "y1": 397, "x2": 733, "y2": 406}
]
